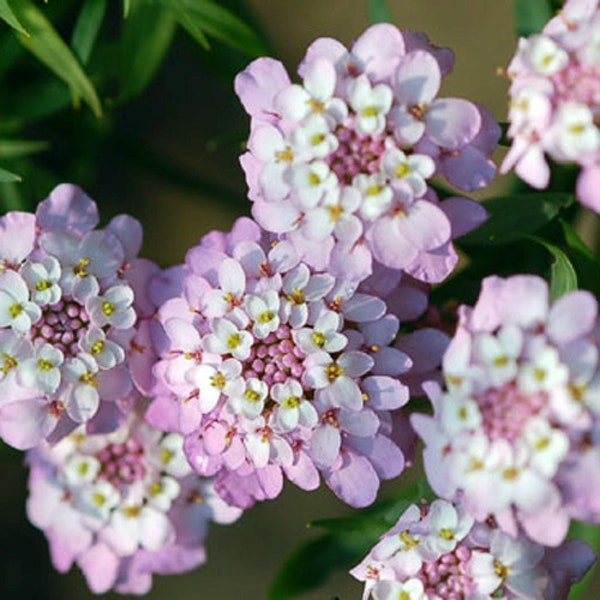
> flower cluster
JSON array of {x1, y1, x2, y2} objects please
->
[
  {"x1": 413, "y1": 275, "x2": 600, "y2": 546},
  {"x1": 351, "y1": 498, "x2": 594, "y2": 599},
  {"x1": 0, "y1": 184, "x2": 158, "y2": 450},
  {"x1": 501, "y1": 0, "x2": 600, "y2": 211},
  {"x1": 26, "y1": 408, "x2": 242, "y2": 594},
  {"x1": 235, "y1": 24, "x2": 494, "y2": 282},
  {"x1": 147, "y1": 217, "x2": 434, "y2": 508}
]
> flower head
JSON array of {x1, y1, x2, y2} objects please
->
[
  {"x1": 501, "y1": 0, "x2": 600, "y2": 212},
  {"x1": 26, "y1": 407, "x2": 242, "y2": 594},
  {"x1": 148, "y1": 218, "x2": 421, "y2": 509},
  {"x1": 236, "y1": 24, "x2": 496, "y2": 283},
  {"x1": 413, "y1": 274, "x2": 600, "y2": 546},
  {"x1": 0, "y1": 184, "x2": 159, "y2": 449}
]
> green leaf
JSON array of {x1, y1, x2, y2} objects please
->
[
  {"x1": 513, "y1": 0, "x2": 554, "y2": 37},
  {"x1": 0, "y1": 0, "x2": 28, "y2": 35},
  {"x1": 162, "y1": 0, "x2": 269, "y2": 57},
  {"x1": 9, "y1": 0, "x2": 102, "y2": 117},
  {"x1": 267, "y1": 530, "x2": 368, "y2": 600},
  {"x1": 118, "y1": 2, "x2": 176, "y2": 102},
  {"x1": 460, "y1": 192, "x2": 575, "y2": 246},
  {"x1": 122, "y1": 0, "x2": 131, "y2": 18},
  {"x1": 368, "y1": 0, "x2": 394, "y2": 24},
  {"x1": 0, "y1": 165, "x2": 21, "y2": 183},
  {"x1": 0, "y1": 139, "x2": 49, "y2": 159},
  {"x1": 559, "y1": 219, "x2": 600, "y2": 297},
  {"x1": 568, "y1": 522, "x2": 600, "y2": 600},
  {"x1": 71, "y1": 0, "x2": 107, "y2": 64},
  {"x1": 267, "y1": 484, "x2": 429, "y2": 600},
  {"x1": 1, "y1": 80, "x2": 71, "y2": 133},
  {"x1": 523, "y1": 234, "x2": 578, "y2": 300}
]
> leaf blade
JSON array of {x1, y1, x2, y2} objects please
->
[
  {"x1": 513, "y1": 0, "x2": 554, "y2": 37},
  {"x1": 460, "y1": 192, "x2": 575, "y2": 246},
  {"x1": 163, "y1": 0, "x2": 269, "y2": 57},
  {"x1": 0, "y1": 166, "x2": 21, "y2": 183},
  {"x1": 9, "y1": 0, "x2": 102, "y2": 117},
  {"x1": 118, "y1": 2, "x2": 176, "y2": 103},
  {"x1": 0, "y1": 0, "x2": 28, "y2": 35},
  {"x1": 71, "y1": 0, "x2": 107, "y2": 65},
  {"x1": 368, "y1": 0, "x2": 394, "y2": 24}
]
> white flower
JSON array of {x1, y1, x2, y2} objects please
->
[
  {"x1": 348, "y1": 74, "x2": 393, "y2": 135},
  {"x1": 19, "y1": 343, "x2": 64, "y2": 394},
  {"x1": 0, "y1": 270, "x2": 41, "y2": 333},
  {"x1": 20, "y1": 256, "x2": 62, "y2": 306}
]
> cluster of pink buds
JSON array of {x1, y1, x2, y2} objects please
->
[
  {"x1": 0, "y1": 184, "x2": 159, "y2": 449},
  {"x1": 413, "y1": 275, "x2": 600, "y2": 546},
  {"x1": 26, "y1": 408, "x2": 242, "y2": 593},
  {"x1": 351, "y1": 498, "x2": 594, "y2": 599},
  {"x1": 235, "y1": 23, "x2": 494, "y2": 282},
  {"x1": 501, "y1": 0, "x2": 600, "y2": 211},
  {"x1": 146, "y1": 217, "x2": 444, "y2": 508}
]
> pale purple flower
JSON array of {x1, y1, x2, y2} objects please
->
[
  {"x1": 26, "y1": 407, "x2": 243, "y2": 594},
  {"x1": 413, "y1": 274, "x2": 600, "y2": 546},
  {"x1": 148, "y1": 219, "x2": 417, "y2": 509},
  {"x1": 501, "y1": 0, "x2": 600, "y2": 212},
  {"x1": 351, "y1": 498, "x2": 595, "y2": 600},
  {"x1": 0, "y1": 184, "x2": 161, "y2": 449},
  {"x1": 236, "y1": 23, "x2": 497, "y2": 283}
]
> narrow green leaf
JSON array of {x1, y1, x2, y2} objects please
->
[
  {"x1": 0, "y1": 166, "x2": 21, "y2": 182},
  {"x1": 118, "y1": 2, "x2": 176, "y2": 102},
  {"x1": 368, "y1": 0, "x2": 394, "y2": 24},
  {"x1": 71, "y1": 0, "x2": 107, "y2": 64},
  {"x1": 460, "y1": 192, "x2": 575, "y2": 246},
  {"x1": 568, "y1": 522, "x2": 600, "y2": 600},
  {"x1": 267, "y1": 531, "x2": 369, "y2": 600},
  {"x1": 165, "y1": 0, "x2": 209, "y2": 49},
  {"x1": 0, "y1": 139, "x2": 49, "y2": 159},
  {"x1": 122, "y1": 0, "x2": 131, "y2": 18},
  {"x1": 559, "y1": 219, "x2": 600, "y2": 297},
  {"x1": 524, "y1": 234, "x2": 578, "y2": 300},
  {"x1": 162, "y1": 0, "x2": 269, "y2": 57},
  {"x1": 0, "y1": 0, "x2": 28, "y2": 36},
  {"x1": 9, "y1": 0, "x2": 102, "y2": 117},
  {"x1": 268, "y1": 484, "x2": 429, "y2": 600},
  {"x1": 1, "y1": 80, "x2": 71, "y2": 133},
  {"x1": 0, "y1": 181, "x2": 28, "y2": 210},
  {"x1": 513, "y1": 0, "x2": 554, "y2": 37}
]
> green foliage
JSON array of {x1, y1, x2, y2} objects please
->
[
  {"x1": 118, "y1": 1, "x2": 176, "y2": 103},
  {"x1": 523, "y1": 235, "x2": 578, "y2": 300},
  {"x1": 9, "y1": 0, "x2": 102, "y2": 117},
  {"x1": 568, "y1": 522, "x2": 600, "y2": 600},
  {"x1": 71, "y1": 0, "x2": 107, "y2": 64},
  {"x1": 161, "y1": 0, "x2": 270, "y2": 57},
  {"x1": 460, "y1": 192, "x2": 575, "y2": 246},
  {"x1": 513, "y1": 0, "x2": 554, "y2": 37},
  {"x1": 0, "y1": 166, "x2": 21, "y2": 183},
  {"x1": 267, "y1": 484, "x2": 431, "y2": 599},
  {"x1": 0, "y1": 0, "x2": 28, "y2": 35},
  {"x1": 368, "y1": 0, "x2": 394, "y2": 24},
  {"x1": 559, "y1": 219, "x2": 600, "y2": 297}
]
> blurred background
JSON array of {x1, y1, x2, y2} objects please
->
[{"x1": 3, "y1": 1, "x2": 590, "y2": 599}]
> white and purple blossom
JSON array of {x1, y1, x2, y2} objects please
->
[
  {"x1": 413, "y1": 274, "x2": 600, "y2": 546},
  {"x1": 147, "y1": 218, "x2": 426, "y2": 509},
  {"x1": 0, "y1": 184, "x2": 160, "y2": 449},
  {"x1": 235, "y1": 24, "x2": 496, "y2": 283},
  {"x1": 351, "y1": 498, "x2": 595, "y2": 600},
  {"x1": 26, "y1": 407, "x2": 242, "y2": 594}
]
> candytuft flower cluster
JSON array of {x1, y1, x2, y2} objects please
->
[
  {"x1": 236, "y1": 24, "x2": 494, "y2": 282},
  {"x1": 502, "y1": 0, "x2": 600, "y2": 211},
  {"x1": 351, "y1": 498, "x2": 594, "y2": 599},
  {"x1": 413, "y1": 275, "x2": 600, "y2": 546},
  {"x1": 148, "y1": 217, "x2": 430, "y2": 509},
  {"x1": 0, "y1": 184, "x2": 158, "y2": 450},
  {"x1": 27, "y1": 409, "x2": 241, "y2": 593}
]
